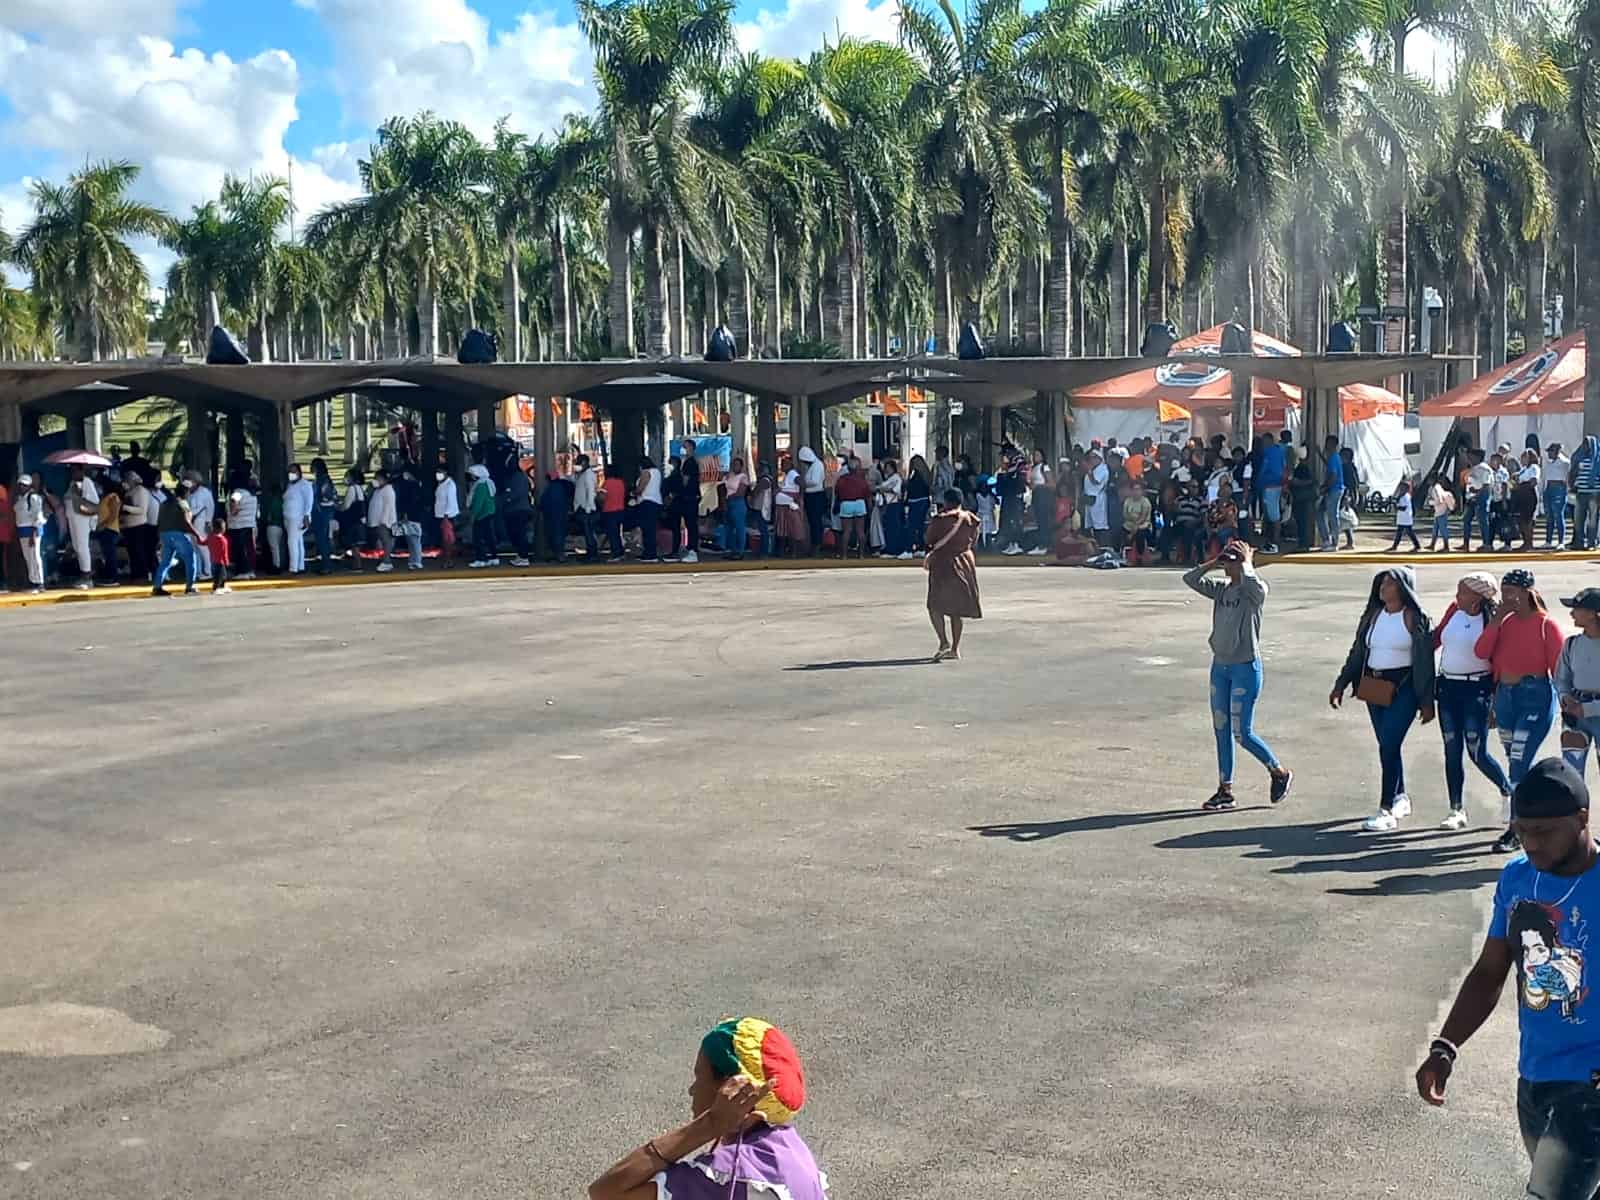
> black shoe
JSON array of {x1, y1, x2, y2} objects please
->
[
  {"x1": 1270, "y1": 769, "x2": 1293, "y2": 804},
  {"x1": 152, "y1": 587, "x2": 170, "y2": 597},
  {"x1": 183, "y1": 586, "x2": 198, "y2": 595},
  {"x1": 1491, "y1": 828, "x2": 1521, "y2": 854},
  {"x1": 1202, "y1": 790, "x2": 1237, "y2": 812}
]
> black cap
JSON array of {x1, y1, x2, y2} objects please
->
[
  {"x1": 1560, "y1": 588, "x2": 1600, "y2": 612},
  {"x1": 1512, "y1": 757, "x2": 1590, "y2": 819}
]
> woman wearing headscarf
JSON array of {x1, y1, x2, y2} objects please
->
[
  {"x1": 925, "y1": 488, "x2": 982, "y2": 661},
  {"x1": 1430, "y1": 571, "x2": 1512, "y2": 831},
  {"x1": 1475, "y1": 567, "x2": 1566, "y2": 852},
  {"x1": 774, "y1": 454, "x2": 809, "y2": 556},
  {"x1": 797, "y1": 446, "x2": 827, "y2": 552},
  {"x1": 588, "y1": 1017, "x2": 826, "y2": 1200},
  {"x1": 1330, "y1": 566, "x2": 1436, "y2": 831}
]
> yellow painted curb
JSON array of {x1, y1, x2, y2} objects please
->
[{"x1": 1270, "y1": 550, "x2": 1600, "y2": 567}]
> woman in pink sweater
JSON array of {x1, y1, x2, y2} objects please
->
[{"x1": 1473, "y1": 567, "x2": 1566, "y2": 853}]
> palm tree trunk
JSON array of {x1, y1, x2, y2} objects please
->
[
  {"x1": 824, "y1": 251, "x2": 844, "y2": 349},
  {"x1": 1527, "y1": 238, "x2": 1548, "y2": 354},
  {"x1": 606, "y1": 203, "x2": 634, "y2": 356},
  {"x1": 549, "y1": 221, "x2": 571, "y2": 360},
  {"x1": 1021, "y1": 250, "x2": 1042, "y2": 353},
  {"x1": 1586, "y1": 221, "x2": 1600, "y2": 434},
  {"x1": 1490, "y1": 267, "x2": 1508, "y2": 368},
  {"x1": 502, "y1": 244, "x2": 523, "y2": 362},
  {"x1": 1294, "y1": 217, "x2": 1321, "y2": 353},
  {"x1": 641, "y1": 224, "x2": 668, "y2": 357},
  {"x1": 1108, "y1": 240, "x2": 1129, "y2": 355},
  {"x1": 848, "y1": 217, "x2": 864, "y2": 357},
  {"x1": 999, "y1": 273, "x2": 1014, "y2": 348},
  {"x1": 761, "y1": 229, "x2": 782, "y2": 357},
  {"x1": 1145, "y1": 178, "x2": 1168, "y2": 325},
  {"x1": 674, "y1": 230, "x2": 688, "y2": 356},
  {"x1": 381, "y1": 290, "x2": 400, "y2": 359},
  {"x1": 933, "y1": 243, "x2": 951, "y2": 354},
  {"x1": 418, "y1": 263, "x2": 439, "y2": 358},
  {"x1": 728, "y1": 251, "x2": 750, "y2": 358}
]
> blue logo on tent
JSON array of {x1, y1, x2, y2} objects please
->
[{"x1": 1488, "y1": 350, "x2": 1559, "y2": 395}]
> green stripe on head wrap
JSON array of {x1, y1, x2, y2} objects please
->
[{"x1": 700, "y1": 1018, "x2": 744, "y2": 1079}]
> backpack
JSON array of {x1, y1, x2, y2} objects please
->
[
  {"x1": 705, "y1": 325, "x2": 737, "y2": 362},
  {"x1": 1326, "y1": 321, "x2": 1358, "y2": 353},
  {"x1": 957, "y1": 322, "x2": 986, "y2": 360},
  {"x1": 1140, "y1": 321, "x2": 1179, "y2": 357},
  {"x1": 206, "y1": 324, "x2": 250, "y2": 365},
  {"x1": 1219, "y1": 322, "x2": 1252, "y2": 355},
  {"x1": 457, "y1": 329, "x2": 498, "y2": 364}
]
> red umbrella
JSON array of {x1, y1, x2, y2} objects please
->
[{"x1": 43, "y1": 450, "x2": 113, "y2": 468}]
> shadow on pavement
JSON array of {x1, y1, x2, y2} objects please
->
[
  {"x1": 1326, "y1": 868, "x2": 1505, "y2": 897},
  {"x1": 784, "y1": 657, "x2": 935, "y2": 671},
  {"x1": 969, "y1": 807, "x2": 1266, "y2": 841}
]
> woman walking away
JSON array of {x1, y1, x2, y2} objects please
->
[
  {"x1": 1388, "y1": 479, "x2": 1421, "y2": 551},
  {"x1": 1432, "y1": 572, "x2": 1513, "y2": 831},
  {"x1": 633, "y1": 456, "x2": 663, "y2": 562},
  {"x1": 925, "y1": 489, "x2": 981, "y2": 661},
  {"x1": 1556, "y1": 588, "x2": 1600, "y2": 782},
  {"x1": 833, "y1": 457, "x2": 871, "y2": 558},
  {"x1": 587, "y1": 1017, "x2": 825, "y2": 1200},
  {"x1": 1477, "y1": 568, "x2": 1565, "y2": 853},
  {"x1": 1426, "y1": 475, "x2": 1454, "y2": 551},
  {"x1": 1330, "y1": 567, "x2": 1436, "y2": 831},
  {"x1": 1184, "y1": 541, "x2": 1294, "y2": 811}
]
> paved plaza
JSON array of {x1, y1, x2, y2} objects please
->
[{"x1": 2, "y1": 560, "x2": 1583, "y2": 1197}]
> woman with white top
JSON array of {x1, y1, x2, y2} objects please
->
[
  {"x1": 774, "y1": 454, "x2": 808, "y2": 556},
  {"x1": 1512, "y1": 449, "x2": 1541, "y2": 550},
  {"x1": 1541, "y1": 442, "x2": 1570, "y2": 547},
  {"x1": 875, "y1": 457, "x2": 905, "y2": 558},
  {"x1": 1430, "y1": 571, "x2": 1512, "y2": 830},
  {"x1": 341, "y1": 468, "x2": 368, "y2": 559},
  {"x1": 721, "y1": 456, "x2": 750, "y2": 559},
  {"x1": 1330, "y1": 566, "x2": 1436, "y2": 831},
  {"x1": 12, "y1": 474, "x2": 45, "y2": 592},
  {"x1": 633, "y1": 456, "x2": 663, "y2": 562}
]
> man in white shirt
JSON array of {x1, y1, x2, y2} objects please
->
[
  {"x1": 185, "y1": 470, "x2": 216, "y2": 580},
  {"x1": 434, "y1": 469, "x2": 460, "y2": 557},
  {"x1": 281, "y1": 462, "x2": 315, "y2": 574},
  {"x1": 64, "y1": 465, "x2": 99, "y2": 590},
  {"x1": 1542, "y1": 443, "x2": 1572, "y2": 548},
  {"x1": 1083, "y1": 448, "x2": 1110, "y2": 539},
  {"x1": 571, "y1": 455, "x2": 599, "y2": 559},
  {"x1": 798, "y1": 446, "x2": 826, "y2": 553},
  {"x1": 1462, "y1": 449, "x2": 1494, "y2": 551}
]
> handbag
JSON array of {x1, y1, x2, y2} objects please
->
[{"x1": 1355, "y1": 672, "x2": 1399, "y2": 707}]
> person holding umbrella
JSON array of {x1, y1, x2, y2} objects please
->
[{"x1": 62, "y1": 462, "x2": 100, "y2": 590}]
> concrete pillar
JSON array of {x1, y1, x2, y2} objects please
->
[
  {"x1": 534, "y1": 395, "x2": 557, "y2": 485},
  {"x1": 421, "y1": 409, "x2": 440, "y2": 475},
  {"x1": 66, "y1": 416, "x2": 87, "y2": 450},
  {"x1": 476, "y1": 397, "x2": 497, "y2": 464},
  {"x1": 611, "y1": 408, "x2": 646, "y2": 479},
  {"x1": 444, "y1": 409, "x2": 467, "y2": 490},
  {"x1": 731, "y1": 392, "x2": 750, "y2": 467},
  {"x1": 806, "y1": 400, "x2": 824, "y2": 456},
  {"x1": 226, "y1": 412, "x2": 246, "y2": 479},
  {"x1": 0, "y1": 402, "x2": 21, "y2": 444},
  {"x1": 277, "y1": 400, "x2": 296, "y2": 477},
  {"x1": 982, "y1": 406, "x2": 1003, "y2": 473},
  {"x1": 1046, "y1": 392, "x2": 1068, "y2": 467},
  {"x1": 342, "y1": 395, "x2": 357, "y2": 464},
  {"x1": 646, "y1": 406, "x2": 667, "y2": 465},
  {"x1": 756, "y1": 396, "x2": 778, "y2": 469},
  {"x1": 185, "y1": 401, "x2": 213, "y2": 479},
  {"x1": 21, "y1": 409, "x2": 40, "y2": 443},
  {"x1": 355, "y1": 397, "x2": 371, "y2": 464}
]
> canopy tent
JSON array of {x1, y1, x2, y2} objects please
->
[
  {"x1": 1070, "y1": 324, "x2": 1408, "y2": 492},
  {"x1": 1418, "y1": 332, "x2": 1587, "y2": 469}
]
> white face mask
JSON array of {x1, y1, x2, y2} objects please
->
[
  {"x1": 289, "y1": 472, "x2": 301, "y2": 481},
  {"x1": 436, "y1": 473, "x2": 446, "y2": 482}
]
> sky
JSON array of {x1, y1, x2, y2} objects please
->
[{"x1": 0, "y1": 0, "x2": 1446, "y2": 295}]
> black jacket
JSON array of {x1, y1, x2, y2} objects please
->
[{"x1": 1334, "y1": 564, "x2": 1436, "y2": 706}]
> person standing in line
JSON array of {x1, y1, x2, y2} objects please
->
[
  {"x1": 13, "y1": 474, "x2": 45, "y2": 593},
  {"x1": 1542, "y1": 443, "x2": 1571, "y2": 548},
  {"x1": 721, "y1": 455, "x2": 751, "y2": 560},
  {"x1": 281, "y1": 463, "x2": 314, "y2": 575},
  {"x1": 1287, "y1": 462, "x2": 1317, "y2": 550},
  {"x1": 63, "y1": 463, "x2": 99, "y2": 590},
  {"x1": 1572, "y1": 435, "x2": 1600, "y2": 549},
  {"x1": 873, "y1": 456, "x2": 903, "y2": 558},
  {"x1": 499, "y1": 464, "x2": 534, "y2": 567},
  {"x1": 1082, "y1": 448, "x2": 1111, "y2": 547},
  {"x1": 1460, "y1": 448, "x2": 1492, "y2": 551},
  {"x1": 750, "y1": 460, "x2": 776, "y2": 558},
  {"x1": 120, "y1": 440, "x2": 157, "y2": 489},
  {"x1": 1386, "y1": 478, "x2": 1421, "y2": 552},
  {"x1": 433, "y1": 466, "x2": 460, "y2": 561},
  {"x1": 1555, "y1": 588, "x2": 1600, "y2": 780},
  {"x1": 925, "y1": 488, "x2": 982, "y2": 661},
  {"x1": 798, "y1": 446, "x2": 826, "y2": 554},
  {"x1": 571, "y1": 454, "x2": 600, "y2": 561},
  {"x1": 151, "y1": 481, "x2": 202, "y2": 597},
  {"x1": 185, "y1": 470, "x2": 216, "y2": 581},
  {"x1": 309, "y1": 458, "x2": 340, "y2": 574},
  {"x1": 1513, "y1": 449, "x2": 1542, "y2": 552},
  {"x1": 670, "y1": 444, "x2": 702, "y2": 562},
  {"x1": 1487, "y1": 450, "x2": 1516, "y2": 551},
  {"x1": 1477, "y1": 568, "x2": 1567, "y2": 854},
  {"x1": 1425, "y1": 474, "x2": 1455, "y2": 551},
  {"x1": 1183, "y1": 541, "x2": 1295, "y2": 811},
  {"x1": 774, "y1": 454, "x2": 809, "y2": 557},
  {"x1": 203, "y1": 519, "x2": 232, "y2": 594},
  {"x1": 539, "y1": 470, "x2": 572, "y2": 563},
  {"x1": 932, "y1": 444, "x2": 956, "y2": 500},
  {"x1": 598, "y1": 464, "x2": 629, "y2": 562},
  {"x1": 1432, "y1": 572, "x2": 1514, "y2": 831},
  {"x1": 633, "y1": 456, "x2": 663, "y2": 562},
  {"x1": 904, "y1": 454, "x2": 933, "y2": 557},
  {"x1": 1026, "y1": 448, "x2": 1054, "y2": 555},
  {"x1": 393, "y1": 465, "x2": 426, "y2": 571},
  {"x1": 120, "y1": 473, "x2": 155, "y2": 582},
  {"x1": 365, "y1": 469, "x2": 398, "y2": 572},
  {"x1": 1329, "y1": 567, "x2": 1437, "y2": 831},
  {"x1": 1254, "y1": 430, "x2": 1286, "y2": 554},
  {"x1": 94, "y1": 474, "x2": 122, "y2": 584},
  {"x1": 1316, "y1": 435, "x2": 1345, "y2": 552},
  {"x1": 1416, "y1": 757, "x2": 1600, "y2": 1200},
  {"x1": 465, "y1": 464, "x2": 498, "y2": 567},
  {"x1": 340, "y1": 467, "x2": 368, "y2": 562},
  {"x1": 833, "y1": 456, "x2": 871, "y2": 559},
  {"x1": 226, "y1": 483, "x2": 259, "y2": 580}
]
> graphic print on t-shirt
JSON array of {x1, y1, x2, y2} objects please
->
[{"x1": 1511, "y1": 899, "x2": 1588, "y2": 1020}]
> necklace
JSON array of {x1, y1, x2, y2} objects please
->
[{"x1": 1534, "y1": 850, "x2": 1598, "y2": 909}]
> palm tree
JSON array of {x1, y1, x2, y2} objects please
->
[
  {"x1": 219, "y1": 174, "x2": 291, "y2": 361},
  {"x1": 164, "y1": 200, "x2": 232, "y2": 349},
  {"x1": 10, "y1": 160, "x2": 169, "y2": 361}
]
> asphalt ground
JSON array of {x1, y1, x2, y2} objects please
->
[{"x1": 5, "y1": 559, "x2": 1595, "y2": 1198}]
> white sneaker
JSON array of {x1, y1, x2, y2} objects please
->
[
  {"x1": 1026, "y1": 546, "x2": 1048, "y2": 555},
  {"x1": 1391, "y1": 795, "x2": 1412, "y2": 820},
  {"x1": 1439, "y1": 809, "x2": 1469, "y2": 831},
  {"x1": 1363, "y1": 809, "x2": 1399, "y2": 832},
  {"x1": 468, "y1": 559, "x2": 486, "y2": 568},
  {"x1": 1002, "y1": 543, "x2": 1023, "y2": 555},
  {"x1": 408, "y1": 562, "x2": 424, "y2": 570},
  {"x1": 376, "y1": 562, "x2": 394, "y2": 573},
  {"x1": 898, "y1": 551, "x2": 915, "y2": 560},
  {"x1": 510, "y1": 557, "x2": 530, "y2": 567},
  {"x1": 681, "y1": 551, "x2": 698, "y2": 563}
]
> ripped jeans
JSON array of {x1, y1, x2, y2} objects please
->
[
  {"x1": 1209, "y1": 659, "x2": 1281, "y2": 784},
  {"x1": 1436, "y1": 675, "x2": 1511, "y2": 811},
  {"x1": 1559, "y1": 712, "x2": 1600, "y2": 778},
  {"x1": 1495, "y1": 677, "x2": 1558, "y2": 790}
]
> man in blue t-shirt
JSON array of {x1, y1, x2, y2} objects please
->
[
  {"x1": 1255, "y1": 430, "x2": 1287, "y2": 554},
  {"x1": 1315, "y1": 435, "x2": 1346, "y2": 551},
  {"x1": 1418, "y1": 758, "x2": 1600, "y2": 1198}
]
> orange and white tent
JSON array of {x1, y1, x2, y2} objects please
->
[
  {"x1": 1418, "y1": 332, "x2": 1587, "y2": 467},
  {"x1": 1071, "y1": 325, "x2": 1408, "y2": 490}
]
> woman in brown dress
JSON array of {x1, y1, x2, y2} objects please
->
[{"x1": 925, "y1": 488, "x2": 982, "y2": 661}]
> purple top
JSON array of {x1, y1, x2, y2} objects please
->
[{"x1": 654, "y1": 1124, "x2": 827, "y2": 1200}]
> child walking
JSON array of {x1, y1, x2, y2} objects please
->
[
  {"x1": 204, "y1": 519, "x2": 232, "y2": 593},
  {"x1": 1388, "y1": 478, "x2": 1421, "y2": 551},
  {"x1": 1426, "y1": 475, "x2": 1454, "y2": 550}
]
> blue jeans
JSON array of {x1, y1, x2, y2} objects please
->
[
  {"x1": 1463, "y1": 489, "x2": 1491, "y2": 545},
  {"x1": 1431, "y1": 513, "x2": 1451, "y2": 544},
  {"x1": 1317, "y1": 487, "x2": 1343, "y2": 546},
  {"x1": 1495, "y1": 677, "x2": 1558, "y2": 789},
  {"x1": 1366, "y1": 676, "x2": 1420, "y2": 809},
  {"x1": 603, "y1": 511, "x2": 625, "y2": 558},
  {"x1": 312, "y1": 507, "x2": 334, "y2": 567},
  {"x1": 1544, "y1": 482, "x2": 1568, "y2": 545},
  {"x1": 882, "y1": 502, "x2": 906, "y2": 557},
  {"x1": 1435, "y1": 676, "x2": 1509, "y2": 810},
  {"x1": 577, "y1": 510, "x2": 599, "y2": 558},
  {"x1": 1575, "y1": 492, "x2": 1599, "y2": 548},
  {"x1": 907, "y1": 497, "x2": 930, "y2": 551},
  {"x1": 1518, "y1": 1078, "x2": 1600, "y2": 1200},
  {"x1": 1209, "y1": 659, "x2": 1280, "y2": 783},
  {"x1": 724, "y1": 496, "x2": 749, "y2": 557},
  {"x1": 403, "y1": 527, "x2": 422, "y2": 568},
  {"x1": 1559, "y1": 712, "x2": 1600, "y2": 777},
  {"x1": 155, "y1": 530, "x2": 197, "y2": 589}
]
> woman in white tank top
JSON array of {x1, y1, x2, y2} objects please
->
[{"x1": 1430, "y1": 571, "x2": 1512, "y2": 829}]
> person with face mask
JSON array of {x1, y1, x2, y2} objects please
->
[
  {"x1": 434, "y1": 467, "x2": 460, "y2": 560},
  {"x1": 12, "y1": 474, "x2": 45, "y2": 592},
  {"x1": 185, "y1": 470, "x2": 216, "y2": 581},
  {"x1": 281, "y1": 462, "x2": 315, "y2": 574},
  {"x1": 63, "y1": 463, "x2": 99, "y2": 590}
]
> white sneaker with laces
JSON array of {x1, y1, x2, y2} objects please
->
[
  {"x1": 1439, "y1": 809, "x2": 1469, "y2": 831},
  {"x1": 510, "y1": 557, "x2": 530, "y2": 567},
  {"x1": 1002, "y1": 543, "x2": 1023, "y2": 556},
  {"x1": 681, "y1": 551, "x2": 698, "y2": 563},
  {"x1": 1363, "y1": 809, "x2": 1399, "y2": 832},
  {"x1": 1026, "y1": 546, "x2": 1048, "y2": 555},
  {"x1": 1391, "y1": 795, "x2": 1412, "y2": 820},
  {"x1": 897, "y1": 551, "x2": 915, "y2": 560},
  {"x1": 376, "y1": 562, "x2": 395, "y2": 573}
]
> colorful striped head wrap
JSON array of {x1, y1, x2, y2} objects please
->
[
  {"x1": 700, "y1": 1018, "x2": 806, "y2": 1126},
  {"x1": 1459, "y1": 571, "x2": 1498, "y2": 601},
  {"x1": 1503, "y1": 568, "x2": 1536, "y2": 590}
]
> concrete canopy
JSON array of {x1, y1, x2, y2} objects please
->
[
  {"x1": 570, "y1": 374, "x2": 708, "y2": 409},
  {"x1": 661, "y1": 359, "x2": 902, "y2": 399}
]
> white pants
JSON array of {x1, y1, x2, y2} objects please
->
[
  {"x1": 19, "y1": 532, "x2": 42, "y2": 585},
  {"x1": 67, "y1": 515, "x2": 95, "y2": 578},
  {"x1": 286, "y1": 518, "x2": 307, "y2": 572},
  {"x1": 266, "y1": 525, "x2": 285, "y2": 570}
]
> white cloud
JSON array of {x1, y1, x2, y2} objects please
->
[
  {"x1": 1, "y1": 0, "x2": 188, "y2": 37},
  {"x1": 735, "y1": 0, "x2": 899, "y2": 58},
  {"x1": 295, "y1": 0, "x2": 594, "y2": 137}
]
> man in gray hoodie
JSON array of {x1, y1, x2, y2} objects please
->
[{"x1": 1183, "y1": 540, "x2": 1294, "y2": 811}]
